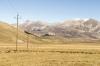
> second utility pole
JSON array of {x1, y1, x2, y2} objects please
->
[{"x1": 27, "y1": 27, "x2": 29, "y2": 49}]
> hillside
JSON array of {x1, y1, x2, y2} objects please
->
[{"x1": 0, "y1": 21, "x2": 43, "y2": 44}]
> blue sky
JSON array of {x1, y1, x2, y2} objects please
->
[{"x1": 0, "y1": 0, "x2": 100, "y2": 24}]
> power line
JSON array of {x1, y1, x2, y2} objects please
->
[
  {"x1": 0, "y1": 0, "x2": 25, "y2": 22},
  {"x1": 8, "y1": 0, "x2": 25, "y2": 22},
  {"x1": 8, "y1": 0, "x2": 18, "y2": 13},
  {"x1": 0, "y1": 0, "x2": 15, "y2": 16}
]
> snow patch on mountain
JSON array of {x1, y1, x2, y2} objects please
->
[
  {"x1": 83, "y1": 18, "x2": 90, "y2": 22},
  {"x1": 72, "y1": 18, "x2": 81, "y2": 21},
  {"x1": 19, "y1": 20, "x2": 32, "y2": 26}
]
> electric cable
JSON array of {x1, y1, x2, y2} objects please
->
[
  {"x1": 8, "y1": 0, "x2": 18, "y2": 13},
  {"x1": 0, "y1": 0, "x2": 15, "y2": 16}
]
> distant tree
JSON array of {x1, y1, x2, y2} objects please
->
[
  {"x1": 44, "y1": 34, "x2": 49, "y2": 36},
  {"x1": 24, "y1": 31, "x2": 31, "y2": 34}
]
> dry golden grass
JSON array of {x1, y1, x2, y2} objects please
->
[
  {"x1": 0, "y1": 43, "x2": 100, "y2": 66},
  {"x1": 1, "y1": 51, "x2": 99, "y2": 66}
]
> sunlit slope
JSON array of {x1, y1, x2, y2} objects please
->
[
  {"x1": 0, "y1": 21, "x2": 43, "y2": 44},
  {"x1": 0, "y1": 21, "x2": 26, "y2": 43},
  {"x1": 42, "y1": 35, "x2": 68, "y2": 43}
]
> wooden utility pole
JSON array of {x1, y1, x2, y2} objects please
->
[
  {"x1": 30, "y1": 33, "x2": 33, "y2": 48},
  {"x1": 39, "y1": 34, "x2": 40, "y2": 45},
  {"x1": 14, "y1": 13, "x2": 21, "y2": 51},
  {"x1": 34, "y1": 36, "x2": 35, "y2": 45},
  {"x1": 27, "y1": 28, "x2": 29, "y2": 49}
]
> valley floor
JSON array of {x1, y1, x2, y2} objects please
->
[{"x1": 0, "y1": 43, "x2": 100, "y2": 66}]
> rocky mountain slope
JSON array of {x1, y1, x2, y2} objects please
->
[{"x1": 11, "y1": 18, "x2": 100, "y2": 42}]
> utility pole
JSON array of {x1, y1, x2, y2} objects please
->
[
  {"x1": 31, "y1": 35, "x2": 32, "y2": 48},
  {"x1": 35, "y1": 35, "x2": 37, "y2": 44},
  {"x1": 40, "y1": 35, "x2": 42, "y2": 45},
  {"x1": 33, "y1": 35, "x2": 35, "y2": 45},
  {"x1": 14, "y1": 13, "x2": 21, "y2": 51},
  {"x1": 40, "y1": 33, "x2": 42, "y2": 45},
  {"x1": 27, "y1": 28, "x2": 29, "y2": 49},
  {"x1": 39, "y1": 34, "x2": 40, "y2": 45}
]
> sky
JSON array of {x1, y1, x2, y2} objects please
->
[{"x1": 0, "y1": 0, "x2": 100, "y2": 24}]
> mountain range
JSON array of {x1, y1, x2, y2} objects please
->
[{"x1": 11, "y1": 18, "x2": 100, "y2": 43}]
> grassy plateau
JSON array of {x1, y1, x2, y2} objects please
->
[{"x1": 0, "y1": 43, "x2": 100, "y2": 66}]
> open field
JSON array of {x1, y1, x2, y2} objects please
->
[{"x1": 1, "y1": 43, "x2": 100, "y2": 66}]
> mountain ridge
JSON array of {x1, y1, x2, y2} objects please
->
[{"x1": 11, "y1": 18, "x2": 100, "y2": 42}]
